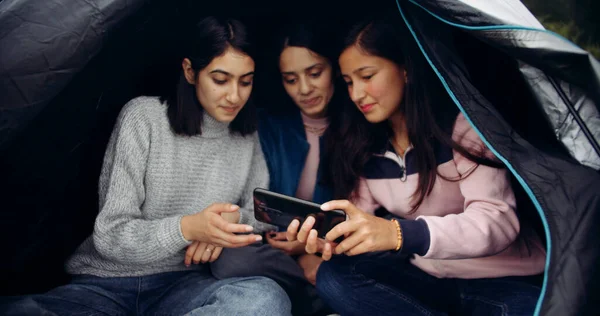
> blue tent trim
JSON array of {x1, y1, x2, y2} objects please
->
[
  {"x1": 407, "y1": 0, "x2": 580, "y2": 48},
  {"x1": 395, "y1": 1, "x2": 551, "y2": 315}
]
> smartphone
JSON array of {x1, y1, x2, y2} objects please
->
[{"x1": 253, "y1": 188, "x2": 346, "y2": 238}]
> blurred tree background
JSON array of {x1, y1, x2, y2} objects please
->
[{"x1": 523, "y1": 0, "x2": 599, "y2": 58}]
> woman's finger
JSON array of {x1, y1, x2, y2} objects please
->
[
  {"x1": 321, "y1": 200, "x2": 357, "y2": 216},
  {"x1": 205, "y1": 203, "x2": 240, "y2": 214},
  {"x1": 334, "y1": 231, "x2": 364, "y2": 255},
  {"x1": 297, "y1": 216, "x2": 316, "y2": 243},
  {"x1": 270, "y1": 231, "x2": 288, "y2": 241},
  {"x1": 266, "y1": 235, "x2": 290, "y2": 250},
  {"x1": 287, "y1": 219, "x2": 300, "y2": 241},
  {"x1": 305, "y1": 229, "x2": 320, "y2": 254},
  {"x1": 213, "y1": 229, "x2": 262, "y2": 248},
  {"x1": 344, "y1": 241, "x2": 370, "y2": 257},
  {"x1": 185, "y1": 241, "x2": 199, "y2": 266},
  {"x1": 325, "y1": 219, "x2": 361, "y2": 242},
  {"x1": 209, "y1": 247, "x2": 223, "y2": 262},
  {"x1": 201, "y1": 244, "x2": 213, "y2": 263},
  {"x1": 322, "y1": 242, "x2": 333, "y2": 261},
  {"x1": 212, "y1": 215, "x2": 254, "y2": 233},
  {"x1": 193, "y1": 242, "x2": 208, "y2": 264}
]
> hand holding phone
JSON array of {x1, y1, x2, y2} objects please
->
[{"x1": 253, "y1": 188, "x2": 346, "y2": 239}]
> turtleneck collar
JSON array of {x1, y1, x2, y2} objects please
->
[{"x1": 199, "y1": 111, "x2": 230, "y2": 138}]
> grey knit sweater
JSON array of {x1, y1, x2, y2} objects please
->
[{"x1": 66, "y1": 96, "x2": 272, "y2": 277}]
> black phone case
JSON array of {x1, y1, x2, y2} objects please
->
[{"x1": 253, "y1": 188, "x2": 345, "y2": 238}]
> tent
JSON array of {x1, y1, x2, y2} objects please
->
[{"x1": 1, "y1": 0, "x2": 599, "y2": 315}]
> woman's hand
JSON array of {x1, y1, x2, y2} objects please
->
[
  {"x1": 181, "y1": 203, "x2": 262, "y2": 248},
  {"x1": 320, "y1": 200, "x2": 398, "y2": 259},
  {"x1": 184, "y1": 241, "x2": 223, "y2": 266},
  {"x1": 286, "y1": 216, "x2": 335, "y2": 259},
  {"x1": 266, "y1": 231, "x2": 306, "y2": 256},
  {"x1": 297, "y1": 254, "x2": 323, "y2": 286}
]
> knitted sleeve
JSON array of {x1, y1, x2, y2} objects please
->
[{"x1": 93, "y1": 98, "x2": 190, "y2": 265}]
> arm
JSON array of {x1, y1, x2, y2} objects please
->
[
  {"x1": 237, "y1": 133, "x2": 277, "y2": 233},
  {"x1": 416, "y1": 114, "x2": 519, "y2": 259},
  {"x1": 93, "y1": 100, "x2": 190, "y2": 264}
]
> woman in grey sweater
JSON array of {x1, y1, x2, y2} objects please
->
[{"x1": 4, "y1": 17, "x2": 291, "y2": 316}]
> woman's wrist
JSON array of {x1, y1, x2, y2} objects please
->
[
  {"x1": 390, "y1": 219, "x2": 403, "y2": 252},
  {"x1": 181, "y1": 215, "x2": 195, "y2": 241}
]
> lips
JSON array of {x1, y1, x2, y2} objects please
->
[
  {"x1": 221, "y1": 106, "x2": 239, "y2": 113},
  {"x1": 300, "y1": 96, "x2": 322, "y2": 107},
  {"x1": 359, "y1": 103, "x2": 376, "y2": 113}
]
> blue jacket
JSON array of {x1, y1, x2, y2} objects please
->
[{"x1": 257, "y1": 109, "x2": 333, "y2": 204}]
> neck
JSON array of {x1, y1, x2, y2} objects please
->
[{"x1": 389, "y1": 110, "x2": 410, "y2": 149}]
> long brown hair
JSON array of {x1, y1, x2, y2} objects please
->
[{"x1": 327, "y1": 15, "x2": 503, "y2": 213}]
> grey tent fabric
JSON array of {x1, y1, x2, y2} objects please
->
[
  {"x1": 408, "y1": 0, "x2": 600, "y2": 170},
  {"x1": 0, "y1": 0, "x2": 145, "y2": 150}
]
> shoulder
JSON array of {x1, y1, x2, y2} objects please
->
[
  {"x1": 117, "y1": 96, "x2": 166, "y2": 126},
  {"x1": 452, "y1": 113, "x2": 484, "y2": 152},
  {"x1": 257, "y1": 108, "x2": 300, "y2": 142},
  {"x1": 112, "y1": 96, "x2": 167, "y2": 139},
  {"x1": 451, "y1": 113, "x2": 498, "y2": 161}
]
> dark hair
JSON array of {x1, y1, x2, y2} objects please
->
[
  {"x1": 160, "y1": 16, "x2": 256, "y2": 136},
  {"x1": 269, "y1": 19, "x2": 347, "y2": 116},
  {"x1": 329, "y1": 15, "x2": 503, "y2": 212}
]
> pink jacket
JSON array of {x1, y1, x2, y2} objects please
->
[{"x1": 354, "y1": 114, "x2": 546, "y2": 279}]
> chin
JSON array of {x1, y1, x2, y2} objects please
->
[
  {"x1": 364, "y1": 112, "x2": 387, "y2": 124},
  {"x1": 214, "y1": 114, "x2": 237, "y2": 123},
  {"x1": 302, "y1": 105, "x2": 327, "y2": 118}
]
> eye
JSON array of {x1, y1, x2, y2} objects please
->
[
  {"x1": 213, "y1": 78, "x2": 227, "y2": 85},
  {"x1": 240, "y1": 80, "x2": 253, "y2": 87},
  {"x1": 309, "y1": 72, "x2": 322, "y2": 78},
  {"x1": 283, "y1": 78, "x2": 297, "y2": 84},
  {"x1": 362, "y1": 74, "x2": 374, "y2": 80},
  {"x1": 344, "y1": 80, "x2": 353, "y2": 86}
]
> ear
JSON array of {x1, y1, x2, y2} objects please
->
[{"x1": 182, "y1": 58, "x2": 196, "y2": 84}]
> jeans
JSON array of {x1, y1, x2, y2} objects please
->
[
  {"x1": 316, "y1": 253, "x2": 541, "y2": 316},
  {"x1": 211, "y1": 242, "x2": 330, "y2": 316},
  {"x1": 1, "y1": 270, "x2": 291, "y2": 316}
]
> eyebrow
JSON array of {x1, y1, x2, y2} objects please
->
[
  {"x1": 353, "y1": 66, "x2": 376, "y2": 74},
  {"x1": 281, "y1": 63, "x2": 324, "y2": 76},
  {"x1": 209, "y1": 69, "x2": 255, "y2": 77}
]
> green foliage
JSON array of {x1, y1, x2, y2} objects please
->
[{"x1": 523, "y1": 0, "x2": 599, "y2": 59}]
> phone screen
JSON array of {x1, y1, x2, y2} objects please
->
[{"x1": 253, "y1": 188, "x2": 345, "y2": 238}]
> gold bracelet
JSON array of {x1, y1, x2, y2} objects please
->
[{"x1": 390, "y1": 218, "x2": 403, "y2": 252}]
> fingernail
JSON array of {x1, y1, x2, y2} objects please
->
[
  {"x1": 291, "y1": 219, "x2": 299, "y2": 227},
  {"x1": 305, "y1": 216, "x2": 315, "y2": 225},
  {"x1": 246, "y1": 225, "x2": 254, "y2": 232},
  {"x1": 256, "y1": 236, "x2": 263, "y2": 241},
  {"x1": 231, "y1": 205, "x2": 239, "y2": 210},
  {"x1": 320, "y1": 203, "x2": 329, "y2": 210}
]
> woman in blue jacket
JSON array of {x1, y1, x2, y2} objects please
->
[{"x1": 210, "y1": 20, "x2": 348, "y2": 315}]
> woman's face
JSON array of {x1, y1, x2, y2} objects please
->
[
  {"x1": 279, "y1": 46, "x2": 335, "y2": 118},
  {"x1": 339, "y1": 44, "x2": 407, "y2": 123},
  {"x1": 183, "y1": 46, "x2": 255, "y2": 123}
]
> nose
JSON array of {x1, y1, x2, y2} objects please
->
[
  {"x1": 226, "y1": 83, "x2": 241, "y2": 104},
  {"x1": 298, "y1": 77, "x2": 312, "y2": 96},
  {"x1": 349, "y1": 82, "x2": 365, "y2": 104}
]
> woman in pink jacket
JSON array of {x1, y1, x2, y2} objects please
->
[{"x1": 286, "y1": 14, "x2": 546, "y2": 316}]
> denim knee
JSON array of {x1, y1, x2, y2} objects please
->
[
  {"x1": 243, "y1": 277, "x2": 292, "y2": 316},
  {"x1": 315, "y1": 258, "x2": 353, "y2": 304}
]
